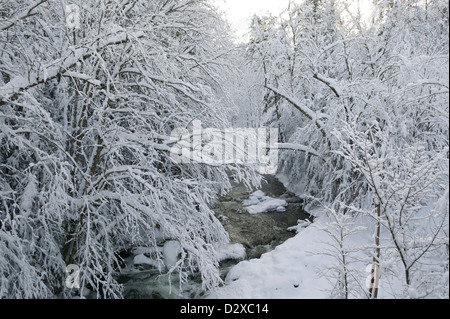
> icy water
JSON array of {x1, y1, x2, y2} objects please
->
[{"x1": 118, "y1": 175, "x2": 312, "y2": 299}]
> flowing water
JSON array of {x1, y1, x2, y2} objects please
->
[{"x1": 118, "y1": 175, "x2": 312, "y2": 299}]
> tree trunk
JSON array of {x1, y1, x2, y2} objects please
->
[{"x1": 369, "y1": 203, "x2": 381, "y2": 299}]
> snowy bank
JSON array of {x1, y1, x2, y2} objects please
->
[{"x1": 208, "y1": 213, "x2": 336, "y2": 299}]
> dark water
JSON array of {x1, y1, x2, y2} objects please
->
[{"x1": 118, "y1": 270, "x2": 206, "y2": 299}]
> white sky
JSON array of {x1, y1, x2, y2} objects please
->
[
  {"x1": 212, "y1": 0, "x2": 374, "y2": 42},
  {"x1": 213, "y1": 0, "x2": 291, "y2": 41}
]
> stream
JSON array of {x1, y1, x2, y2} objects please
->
[{"x1": 117, "y1": 175, "x2": 312, "y2": 299}]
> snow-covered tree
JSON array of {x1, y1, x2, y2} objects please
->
[
  {"x1": 317, "y1": 205, "x2": 368, "y2": 299},
  {"x1": 245, "y1": 0, "x2": 448, "y2": 298},
  {"x1": 0, "y1": 0, "x2": 260, "y2": 298},
  {"x1": 336, "y1": 121, "x2": 449, "y2": 298}
]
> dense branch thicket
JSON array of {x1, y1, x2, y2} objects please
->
[
  {"x1": 0, "y1": 0, "x2": 260, "y2": 298},
  {"x1": 243, "y1": 0, "x2": 448, "y2": 298}
]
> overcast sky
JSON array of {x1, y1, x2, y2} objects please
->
[
  {"x1": 212, "y1": 0, "x2": 291, "y2": 41},
  {"x1": 212, "y1": 0, "x2": 375, "y2": 42}
]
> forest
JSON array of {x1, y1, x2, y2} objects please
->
[{"x1": 0, "y1": 0, "x2": 448, "y2": 299}]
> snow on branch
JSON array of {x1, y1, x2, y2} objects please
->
[
  {"x1": 264, "y1": 84, "x2": 328, "y2": 136},
  {"x1": 313, "y1": 73, "x2": 342, "y2": 98},
  {"x1": 63, "y1": 72, "x2": 102, "y2": 86},
  {"x1": 0, "y1": 31, "x2": 145, "y2": 101},
  {"x1": 276, "y1": 143, "x2": 322, "y2": 158},
  {"x1": 0, "y1": 0, "x2": 48, "y2": 31}
]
